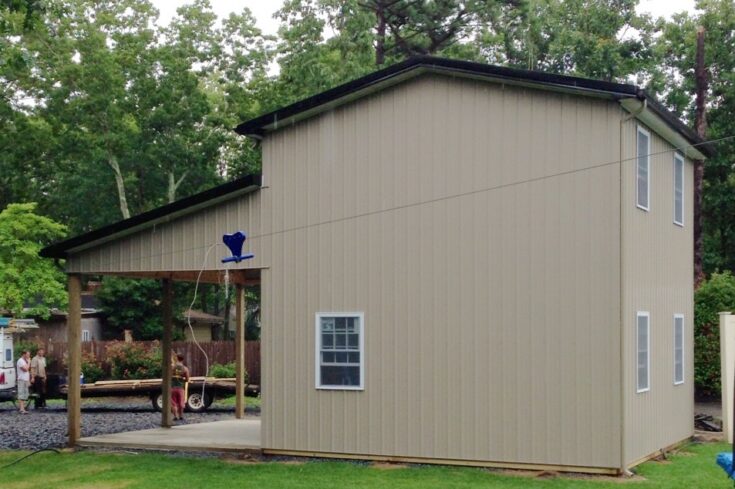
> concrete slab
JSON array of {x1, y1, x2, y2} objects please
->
[{"x1": 77, "y1": 418, "x2": 261, "y2": 453}]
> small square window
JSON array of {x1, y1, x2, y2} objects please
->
[{"x1": 316, "y1": 313, "x2": 364, "y2": 390}]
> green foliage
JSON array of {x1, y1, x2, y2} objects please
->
[
  {"x1": 106, "y1": 341, "x2": 162, "y2": 380},
  {"x1": 209, "y1": 361, "x2": 248, "y2": 383},
  {"x1": 96, "y1": 277, "x2": 166, "y2": 340},
  {"x1": 694, "y1": 272, "x2": 735, "y2": 396},
  {"x1": 13, "y1": 340, "x2": 39, "y2": 360},
  {"x1": 98, "y1": 276, "x2": 212, "y2": 340},
  {"x1": 0, "y1": 203, "x2": 67, "y2": 318},
  {"x1": 81, "y1": 351, "x2": 106, "y2": 383}
]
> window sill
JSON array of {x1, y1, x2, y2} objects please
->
[{"x1": 316, "y1": 385, "x2": 365, "y2": 391}]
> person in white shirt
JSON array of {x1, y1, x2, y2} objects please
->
[{"x1": 16, "y1": 350, "x2": 30, "y2": 414}]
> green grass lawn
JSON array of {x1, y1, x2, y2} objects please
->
[
  {"x1": 1, "y1": 442, "x2": 732, "y2": 489},
  {"x1": 212, "y1": 394, "x2": 261, "y2": 409}
]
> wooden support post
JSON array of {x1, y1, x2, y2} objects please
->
[
  {"x1": 67, "y1": 274, "x2": 82, "y2": 446},
  {"x1": 161, "y1": 279, "x2": 173, "y2": 428},
  {"x1": 235, "y1": 284, "x2": 245, "y2": 419}
]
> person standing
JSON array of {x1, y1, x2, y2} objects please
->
[
  {"x1": 30, "y1": 348, "x2": 47, "y2": 409},
  {"x1": 16, "y1": 350, "x2": 30, "y2": 414},
  {"x1": 171, "y1": 354, "x2": 190, "y2": 421}
]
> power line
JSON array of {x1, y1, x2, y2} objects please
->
[{"x1": 78, "y1": 132, "x2": 735, "y2": 270}]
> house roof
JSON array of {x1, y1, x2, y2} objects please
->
[
  {"x1": 40, "y1": 174, "x2": 261, "y2": 259},
  {"x1": 236, "y1": 56, "x2": 713, "y2": 158}
]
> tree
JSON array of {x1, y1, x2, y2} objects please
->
[
  {"x1": 0, "y1": 203, "x2": 67, "y2": 318},
  {"x1": 652, "y1": 0, "x2": 735, "y2": 276},
  {"x1": 476, "y1": 0, "x2": 656, "y2": 80},
  {"x1": 96, "y1": 277, "x2": 196, "y2": 340}
]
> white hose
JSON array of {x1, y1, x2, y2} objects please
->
[{"x1": 184, "y1": 243, "x2": 221, "y2": 407}]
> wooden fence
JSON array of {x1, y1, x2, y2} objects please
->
[{"x1": 44, "y1": 340, "x2": 261, "y2": 384}]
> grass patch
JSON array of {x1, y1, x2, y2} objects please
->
[
  {"x1": 0, "y1": 442, "x2": 732, "y2": 489},
  {"x1": 212, "y1": 395, "x2": 261, "y2": 409}
]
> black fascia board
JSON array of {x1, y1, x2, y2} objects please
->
[
  {"x1": 235, "y1": 56, "x2": 712, "y2": 157},
  {"x1": 40, "y1": 174, "x2": 262, "y2": 259},
  {"x1": 641, "y1": 91, "x2": 715, "y2": 157},
  {"x1": 235, "y1": 56, "x2": 639, "y2": 137}
]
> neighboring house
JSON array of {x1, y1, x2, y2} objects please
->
[
  {"x1": 180, "y1": 309, "x2": 224, "y2": 342},
  {"x1": 25, "y1": 290, "x2": 103, "y2": 343},
  {"x1": 40, "y1": 57, "x2": 710, "y2": 474},
  {"x1": 30, "y1": 309, "x2": 103, "y2": 343}
]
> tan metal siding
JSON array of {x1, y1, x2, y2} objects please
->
[
  {"x1": 621, "y1": 120, "x2": 695, "y2": 465},
  {"x1": 65, "y1": 191, "x2": 263, "y2": 273},
  {"x1": 261, "y1": 75, "x2": 623, "y2": 468}
]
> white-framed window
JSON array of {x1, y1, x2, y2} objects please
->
[
  {"x1": 82, "y1": 330, "x2": 90, "y2": 342},
  {"x1": 315, "y1": 313, "x2": 364, "y2": 390},
  {"x1": 674, "y1": 153, "x2": 684, "y2": 226},
  {"x1": 674, "y1": 314, "x2": 685, "y2": 385},
  {"x1": 637, "y1": 311, "x2": 650, "y2": 393},
  {"x1": 637, "y1": 126, "x2": 651, "y2": 211}
]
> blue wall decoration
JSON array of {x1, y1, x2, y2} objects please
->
[{"x1": 221, "y1": 231, "x2": 254, "y2": 263}]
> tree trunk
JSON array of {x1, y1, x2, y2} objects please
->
[
  {"x1": 693, "y1": 26, "x2": 707, "y2": 289},
  {"x1": 376, "y1": 3, "x2": 386, "y2": 66},
  {"x1": 167, "y1": 171, "x2": 188, "y2": 203},
  {"x1": 107, "y1": 154, "x2": 131, "y2": 219}
]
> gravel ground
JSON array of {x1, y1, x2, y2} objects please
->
[{"x1": 0, "y1": 397, "x2": 256, "y2": 450}]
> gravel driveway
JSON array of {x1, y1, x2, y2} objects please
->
[{"x1": 0, "y1": 398, "x2": 251, "y2": 450}]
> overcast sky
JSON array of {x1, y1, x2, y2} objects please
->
[{"x1": 152, "y1": 0, "x2": 698, "y2": 34}]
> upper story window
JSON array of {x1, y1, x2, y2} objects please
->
[
  {"x1": 637, "y1": 311, "x2": 650, "y2": 393},
  {"x1": 316, "y1": 313, "x2": 364, "y2": 390},
  {"x1": 674, "y1": 314, "x2": 684, "y2": 385},
  {"x1": 674, "y1": 153, "x2": 684, "y2": 226},
  {"x1": 637, "y1": 126, "x2": 651, "y2": 211}
]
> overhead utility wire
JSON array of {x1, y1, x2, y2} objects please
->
[{"x1": 85, "y1": 133, "x2": 735, "y2": 269}]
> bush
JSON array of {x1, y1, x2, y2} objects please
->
[
  {"x1": 209, "y1": 361, "x2": 247, "y2": 383},
  {"x1": 106, "y1": 341, "x2": 162, "y2": 380},
  {"x1": 694, "y1": 272, "x2": 735, "y2": 397},
  {"x1": 13, "y1": 340, "x2": 40, "y2": 360},
  {"x1": 81, "y1": 352, "x2": 106, "y2": 383}
]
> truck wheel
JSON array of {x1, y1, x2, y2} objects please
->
[
  {"x1": 186, "y1": 391, "x2": 211, "y2": 413},
  {"x1": 152, "y1": 394, "x2": 163, "y2": 412}
]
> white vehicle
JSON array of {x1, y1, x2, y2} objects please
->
[{"x1": 0, "y1": 318, "x2": 17, "y2": 402}]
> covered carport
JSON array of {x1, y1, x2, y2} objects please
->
[{"x1": 40, "y1": 174, "x2": 264, "y2": 448}]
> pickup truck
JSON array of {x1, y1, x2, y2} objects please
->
[{"x1": 0, "y1": 324, "x2": 17, "y2": 402}]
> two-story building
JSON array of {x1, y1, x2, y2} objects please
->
[{"x1": 41, "y1": 56, "x2": 710, "y2": 474}]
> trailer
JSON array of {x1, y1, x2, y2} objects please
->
[{"x1": 57, "y1": 377, "x2": 260, "y2": 412}]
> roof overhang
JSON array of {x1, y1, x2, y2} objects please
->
[
  {"x1": 620, "y1": 97, "x2": 710, "y2": 160},
  {"x1": 40, "y1": 174, "x2": 262, "y2": 259}
]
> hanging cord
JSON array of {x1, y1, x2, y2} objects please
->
[{"x1": 185, "y1": 243, "x2": 221, "y2": 408}]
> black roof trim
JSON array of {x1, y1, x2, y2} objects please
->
[
  {"x1": 40, "y1": 174, "x2": 262, "y2": 259},
  {"x1": 235, "y1": 56, "x2": 638, "y2": 137},
  {"x1": 641, "y1": 92, "x2": 715, "y2": 157},
  {"x1": 236, "y1": 56, "x2": 712, "y2": 157}
]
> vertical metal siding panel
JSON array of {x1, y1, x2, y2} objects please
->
[
  {"x1": 260, "y1": 75, "x2": 621, "y2": 469},
  {"x1": 623, "y1": 118, "x2": 694, "y2": 465}
]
